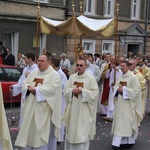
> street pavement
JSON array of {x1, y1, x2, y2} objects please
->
[{"x1": 5, "y1": 104, "x2": 150, "y2": 150}]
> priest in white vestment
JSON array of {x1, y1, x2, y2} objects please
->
[
  {"x1": 136, "y1": 57, "x2": 150, "y2": 114},
  {"x1": 0, "y1": 83, "x2": 13, "y2": 150},
  {"x1": 15, "y1": 54, "x2": 62, "y2": 150},
  {"x1": 129, "y1": 58, "x2": 146, "y2": 116},
  {"x1": 62, "y1": 58, "x2": 99, "y2": 150},
  {"x1": 111, "y1": 60, "x2": 143, "y2": 150}
]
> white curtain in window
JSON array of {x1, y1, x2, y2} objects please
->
[{"x1": 11, "y1": 32, "x2": 19, "y2": 60}]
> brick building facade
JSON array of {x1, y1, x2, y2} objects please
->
[{"x1": 0, "y1": 0, "x2": 150, "y2": 61}]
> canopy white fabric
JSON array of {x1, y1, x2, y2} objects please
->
[
  {"x1": 77, "y1": 15, "x2": 114, "y2": 31},
  {"x1": 40, "y1": 15, "x2": 116, "y2": 37}
]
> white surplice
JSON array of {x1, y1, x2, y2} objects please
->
[
  {"x1": 11, "y1": 64, "x2": 38, "y2": 127},
  {"x1": 57, "y1": 67, "x2": 67, "y2": 141},
  {"x1": 106, "y1": 67, "x2": 122, "y2": 118},
  {"x1": 12, "y1": 64, "x2": 38, "y2": 97}
]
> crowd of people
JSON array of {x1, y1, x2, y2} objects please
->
[{"x1": 0, "y1": 44, "x2": 150, "y2": 150}]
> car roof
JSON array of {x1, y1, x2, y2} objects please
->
[{"x1": 0, "y1": 64, "x2": 18, "y2": 68}]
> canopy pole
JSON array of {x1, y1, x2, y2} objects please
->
[
  {"x1": 36, "y1": 0, "x2": 40, "y2": 59},
  {"x1": 114, "y1": 2, "x2": 119, "y2": 85},
  {"x1": 72, "y1": 1, "x2": 78, "y2": 62},
  {"x1": 80, "y1": 0, "x2": 83, "y2": 15},
  {"x1": 79, "y1": 0, "x2": 83, "y2": 56}
]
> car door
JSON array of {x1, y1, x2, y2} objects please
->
[{"x1": 0, "y1": 67, "x2": 22, "y2": 103}]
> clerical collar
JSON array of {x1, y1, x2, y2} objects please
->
[
  {"x1": 122, "y1": 71, "x2": 128, "y2": 75},
  {"x1": 38, "y1": 66, "x2": 51, "y2": 75},
  {"x1": 122, "y1": 70, "x2": 132, "y2": 78},
  {"x1": 78, "y1": 72, "x2": 84, "y2": 76}
]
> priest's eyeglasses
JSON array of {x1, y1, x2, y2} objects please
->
[
  {"x1": 76, "y1": 64, "x2": 83, "y2": 67},
  {"x1": 129, "y1": 63, "x2": 134, "y2": 66}
]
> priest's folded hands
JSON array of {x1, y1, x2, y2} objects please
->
[
  {"x1": 72, "y1": 87, "x2": 82, "y2": 95},
  {"x1": 28, "y1": 85, "x2": 36, "y2": 95},
  {"x1": 117, "y1": 84, "x2": 123, "y2": 95}
]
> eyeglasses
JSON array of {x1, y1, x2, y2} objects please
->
[
  {"x1": 76, "y1": 64, "x2": 83, "y2": 67},
  {"x1": 129, "y1": 63, "x2": 134, "y2": 66}
]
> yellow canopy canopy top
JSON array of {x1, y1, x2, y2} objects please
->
[{"x1": 40, "y1": 15, "x2": 116, "y2": 38}]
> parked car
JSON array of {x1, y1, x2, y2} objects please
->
[{"x1": 0, "y1": 64, "x2": 22, "y2": 103}]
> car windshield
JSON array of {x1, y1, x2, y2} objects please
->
[
  {"x1": 4, "y1": 68, "x2": 21, "y2": 81},
  {"x1": 0, "y1": 68, "x2": 5, "y2": 80}
]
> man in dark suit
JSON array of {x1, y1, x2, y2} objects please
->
[{"x1": 4, "y1": 47, "x2": 15, "y2": 66}]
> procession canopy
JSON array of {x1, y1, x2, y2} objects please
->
[{"x1": 40, "y1": 15, "x2": 116, "y2": 38}]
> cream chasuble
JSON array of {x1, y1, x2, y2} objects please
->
[
  {"x1": 0, "y1": 83, "x2": 13, "y2": 150},
  {"x1": 15, "y1": 66, "x2": 62, "y2": 149},
  {"x1": 62, "y1": 72, "x2": 99, "y2": 148},
  {"x1": 111, "y1": 71, "x2": 143, "y2": 137},
  {"x1": 137, "y1": 65, "x2": 150, "y2": 114},
  {"x1": 133, "y1": 69, "x2": 146, "y2": 115}
]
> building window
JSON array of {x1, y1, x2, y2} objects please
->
[
  {"x1": 82, "y1": 39, "x2": 96, "y2": 54},
  {"x1": 33, "y1": 34, "x2": 47, "y2": 55},
  {"x1": 33, "y1": 0, "x2": 48, "y2": 3},
  {"x1": 40, "y1": 34, "x2": 47, "y2": 54},
  {"x1": 131, "y1": 0, "x2": 140, "y2": 20},
  {"x1": 104, "y1": 0, "x2": 115, "y2": 17},
  {"x1": 3, "y1": 32, "x2": 19, "y2": 60},
  {"x1": 84, "y1": 0, "x2": 95, "y2": 15},
  {"x1": 102, "y1": 40, "x2": 114, "y2": 54}
]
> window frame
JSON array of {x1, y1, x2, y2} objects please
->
[
  {"x1": 82, "y1": 39, "x2": 96, "y2": 55},
  {"x1": 33, "y1": 0, "x2": 48, "y2": 3},
  {"x1": 104, "y1": 0, "x2": 115, "y2": 17},
  {"x1": 3, "y1": 32, "x2": 19, "y2": 60},
  {"x1": 102, "y1": 40, "x2": 114, "y2": 54},
  {"x1": 33, "y1": 34, "x2": 47, "y2": 55},
  {"x1": 131, "y1": 0, "x2": 140, "y2": 20},
  {"x1": 84, "y1": 0, "x2": 95, "y2": 15},
  {"x1": 39, "y1": 34, "x2": 47, "y2": 54}
]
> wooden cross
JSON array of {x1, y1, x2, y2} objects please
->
[
  {"x1": 73, "y1": 81, "x2": 84, "y2": 98},
  {"x1": 116, "y1": 3, "x2": 120, "y2": 15},
  {"x1": 33, "y1": 78, "x2": 43, "y2": 87},
  {"x1": 73, "y1": 81, "x2": 84, "y2": 88}
]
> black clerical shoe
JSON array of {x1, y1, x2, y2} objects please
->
[
  {"x1": 124, "y1": 144, "x2": 133, "y2": 148},
  {"x1": 112, "y1": 145, "x2": 120, "y2": 150},
  {"x1": 100, "y1": 113, "x2": 107, "y2": 117},
  {"x1": 57, "y1": 142, "x2": 62, "y2": 145},
  {"x1": 120, "y1": 144, "x2": 133, "y2": 149}
]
